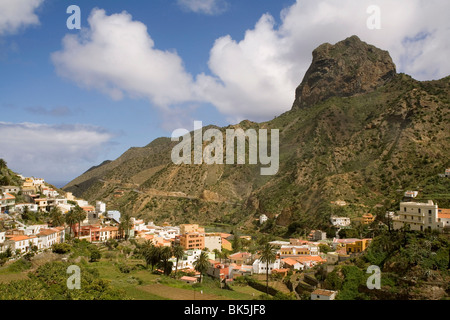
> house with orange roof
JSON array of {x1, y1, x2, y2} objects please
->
[
  {"x1": 228, "y1": 252, "x2": 252, "y2": 265},
  {"x1": 5, "y1": 234, "x2": 38, "y2": 253},
  {"x1": 282, "y1": 257, "x2": 303, "y2": 270},
  {"x1": 36, "y1": 228, "x2": 59, "y2": 250},
  {"x1": 180, "y1": 276, "x2": 198, "y2": 284},
  {"x1": 438, "y1": 208, "x2": 450, "y2": 231},
  {"x1": 311, "y1": 289, "x2": 338, "y2": 300},
  {"x1": 271, "y1": 268, "x2": 289, "y2": 277},
  {"x1": 294, "y1": 256, "x2": 326, "y2": 269},
  {"x1": 0, "y1": 192, "x2": 16, "y2": 213}
]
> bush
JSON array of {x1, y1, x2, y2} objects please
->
[
  {"x1": 88, "y1": 246, "x2": 101, "y2": 262},
  {"x1": 52, "y1": 243, "x2": 72, "y2": 254},
  {"x1": 117, "y1": 263, "x2": 131, "y2": 274}
]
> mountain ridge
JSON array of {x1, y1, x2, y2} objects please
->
[{"x1": 63, "y1": 35, "x2": 450, "y2": 235}]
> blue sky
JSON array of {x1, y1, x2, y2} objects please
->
[{"x1": 0, "y1": 0, "x2": 448, "y2": 185}]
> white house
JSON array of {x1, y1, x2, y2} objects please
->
[
  {"x1": 36, "y1": 228, "x2": 59, "y2": 250},
  {"x1": 15, "y1": 203, "x2": 39, "y2": 213},
  {"x1": 0, "y1": 193, "x2": 16, "y2": 213},
  {"x1": 404, "y1": 191, "x2": 418, "y2": 198},
  {"x1": 1, "y1": 186, "x2": 20, "y2": 194},
  {"x1": 259, "y1": 214, "x2": 268, "y2": 225},
  {"x1": 96, "y1": 201, "x2": 106, "y2": 214},
  {"x1": 0, "y1": 231, "x2": 6, "y2": 253},
  {"x1": 252, "y1": 258, "x2": 282, "y2": 274},
  {"x1": 311, "y1": 289, "x2": 338, "y2": 300},
  {"x1": 76, "y1": 200, "x2": 90, "y2": 207},
  {"x1": 5, "y1": 235, "x2": 39, "y2": 253},
  {"x1": 204, "y1": 233, "x2": 222, "y2": 252},
  {"x1": 330, "y1": 216, "x2": 351, "y2": 227},
  {"x1": 438, "y1": 209, "x2": 450, "y2": 230},
  {"x1": 393, "y1": 201, "x2": 445, "y2": 232}
]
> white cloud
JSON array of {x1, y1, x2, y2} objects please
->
[
  {"x1": 52, "y1": 2, "x2": 450, "y2": 124},
  {"x1": 198, "y1": 0, "x2": 450, "y2": 121},
  {"x1": 0, "y1": 0, "x2": 43, "y2": 35},
  {"x1": 177, "y1": 0, "x2": 228, "y2": 15},
  {"x1": 52, "y1": 8, "x2": 196, "y2": 108},
  {"x1": 0, "y1": 122, "x2": 114, "y2": 181}
]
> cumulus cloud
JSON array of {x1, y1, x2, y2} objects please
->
[
  {"x1": 177, "y1": 0, "x2": 228, "y2": 15},
  {"x1": 0, "y1": 122, "x2": 114, "y2": 181},
  {"x1": 52, "y1": 8, "x2": 196, "y2": 108},
  {"x1": 52, "y1": 2, "x2": 450, "y2": 124},
  {"x1": 198, "y1": 0, "x2": 450, "y2": 121},
  {"x1": 0, "y1": 0, "x2": 44, "y2": 35}
]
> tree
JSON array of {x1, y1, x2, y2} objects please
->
[
  {"x1": 73, "y1": 205, "x2": 86, "y2": 239},
  {"x1": 89, "y1": 245, "x2": 101, "y2": 262},
  {"x1": 65, "y1": 209, "x2": 78, "y2": 238},
  {"x1": 259, "y1": 243, "x2": 276, "y2": 295},
  {"x1": 319, "y1": 243, "x2": 331, "y2": 254},
  {"x1": 143, "y1": 244, "x2": 161, "y2": 271},
  {"x1": 193, "y1": 251, "x2": 210, "y2": 283},
  {"x1": 49, "y1": 207, "x2": 64, "y2": 227},
  {"x1": 21, "y1": 206, "x2": 33, "y2": 222},
  {"x1": 172, "y1": 245, "x2": 185, "y2": 278},
  {"x1": 119, "y1": 212, "x2": 132, "y2": 240},
  {"x1": 159, "y1": 246, "x2": 173, "y2": 276},
  {"x1": 0, "y1": 158, "x2": 6, "y2": 169}
]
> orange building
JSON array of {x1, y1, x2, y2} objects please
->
[{"x1": 180, "y1": 232, "x2": 205, "y2": 250}]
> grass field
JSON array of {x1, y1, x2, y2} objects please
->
[
  {"x1": 82, "y1": 257, "x2": 267, "y2": 300},
  {"x1": 0, "y1": 248, "x2": 273, "y2": 300}
]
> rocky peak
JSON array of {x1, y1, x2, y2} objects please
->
[{"x1": 292, "y1": 35, "x2": 397, "y2": 109}]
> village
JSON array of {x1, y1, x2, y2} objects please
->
[{"x1": 0, "y1": 171, "x2": 449, "y2": 300}]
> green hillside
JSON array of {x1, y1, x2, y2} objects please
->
[{"x1": 63, "y1": 36, "x2": 450, "y2": 235}]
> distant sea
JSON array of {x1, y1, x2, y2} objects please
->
[{"x1": 48, "y1": 181, "x2": 69, "y2": 189}]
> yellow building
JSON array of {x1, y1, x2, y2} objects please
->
[
  {"x1": 221, "y1": 238, "x2": 232, "y2": 251},
  {"x1": 345, "y1": 239, "x2": 371, "y2": 254}
]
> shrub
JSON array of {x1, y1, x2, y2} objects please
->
[{"x1": 52, "y1": 243, "x2": 72, "y2": 254}]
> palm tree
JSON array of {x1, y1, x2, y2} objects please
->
[
  {"x1": 65, "y1": 209, "x2": 78, "y2": 238},
  {"x1": 49, "y1": 207, "x2": 64, "y2": 227},
  {"x1": 0, "y1": 158, "x2": 6, "y2": 169},
  {"x1": 193, "y1": 251, "x2": 210, "y2": 283},
  {"x1": 73, "y1": 205, "x2": 86, "y2": 239},
  {"x1": 143, "y1": 245, "x2": 161, "y2": 271},
  {"x1": 259, "y1": 243, "x2": 276, "y2": 295},
  {"x1": 160, "y1": 246, "x2": 173, "y2": 276},
  {"x1": 172, "y1": 245, "x2": 185, "y2": 278},
  {"x1": 120, "y1": 211, "x2": 132, "y2": 240}
]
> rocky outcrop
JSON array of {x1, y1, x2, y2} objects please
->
[{"x1": 292, "y1": 35, "x2": 396, "y2": 109}]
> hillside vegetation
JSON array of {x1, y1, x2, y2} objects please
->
[{"x1": 63, "y1": 36, "x2": 450, "y2": 235}]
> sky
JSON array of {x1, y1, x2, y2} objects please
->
[{"x1": 0, "y1": 0, "x2": 449, "y2": 186}]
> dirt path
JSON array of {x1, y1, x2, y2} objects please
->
[{"x1": 138, "y1": 284, "x2": 230, "y2": 300}]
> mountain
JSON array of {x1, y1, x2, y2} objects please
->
[{"x1": 63, "y1": 36, "x2": 450, "y2": 235}]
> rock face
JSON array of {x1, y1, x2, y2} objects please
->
[{"x1": 292, "y1": 35, "x2": 397, "y2": 109}]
